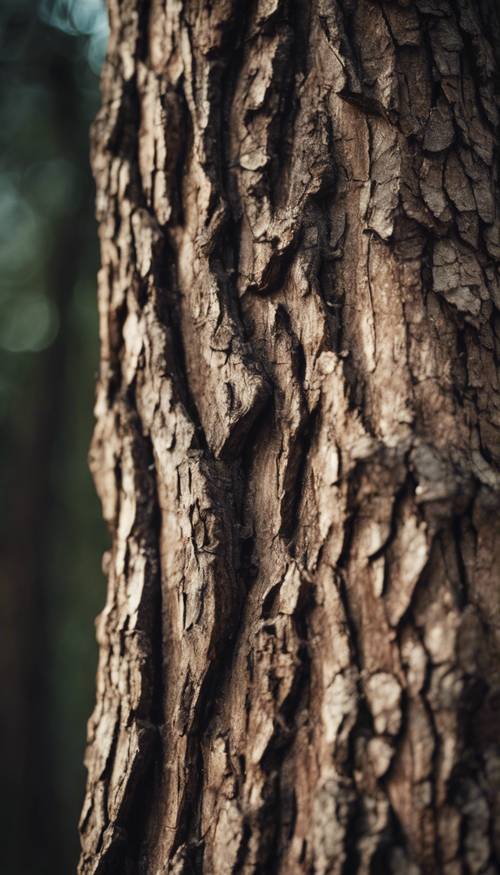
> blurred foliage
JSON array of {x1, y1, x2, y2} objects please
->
[{"x1": 0, "y1": 1, "x2": 108, "y2": 872}]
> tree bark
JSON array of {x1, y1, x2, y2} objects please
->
[{"x1": 80, "y1": 1, "x2": 500, "y2": 872}]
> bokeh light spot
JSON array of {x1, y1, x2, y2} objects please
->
[{"x1": 0, "y1": 293, "x2": 59, "y2": 353}]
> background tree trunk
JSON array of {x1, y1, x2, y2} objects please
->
[{"x1": 80, "y1": 1, "x2": 500, "y2": 872}]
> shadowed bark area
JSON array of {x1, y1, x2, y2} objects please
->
[{"x1": 80, "y1": 1, "x2": 500, "y2": 873}]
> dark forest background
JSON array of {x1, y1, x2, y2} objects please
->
[{"x1": 0, "y1": 1, "x2": 108, "y2": 871}]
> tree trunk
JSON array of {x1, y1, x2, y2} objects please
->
[{"x1": 79, "y1": 1, "x2": 500, "y2": 872}]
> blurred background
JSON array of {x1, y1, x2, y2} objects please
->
[{"x1": 0, "y1": 1, "x2": 108, "y2": 871}]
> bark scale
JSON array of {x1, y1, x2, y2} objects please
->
[{"x1": 80, "y1": 1, "x2": 500, "y2": 873}]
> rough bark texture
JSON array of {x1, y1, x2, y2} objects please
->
[{"x1": 80, "y1": 1, "x2": 500, "y2": 873}]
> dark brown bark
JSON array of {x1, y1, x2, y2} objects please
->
[{"x1": 80, "y1": 1, "x2": 500, "y2": 873}]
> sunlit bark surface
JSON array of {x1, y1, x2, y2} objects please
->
[{"x1": 80, "y1": 2, "x2": 500, "y2": 872}]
